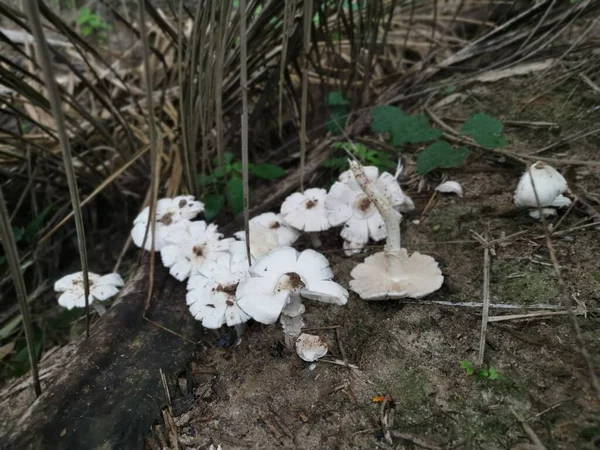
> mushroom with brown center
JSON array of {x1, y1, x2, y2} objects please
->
[
  {"x1": 280, "y1": 188, "x2": 331, "y2": 247},
  {"x1": 348, "y1": 161, "x2": 443, "y2": 300},
  {"x1": 325, "y1": 166, "x2": 414, "y2": 256},
  {"x1": 235, "y1": 246, "x2": 348, "y2": 345},
  {"x1": 160, "y1": 221, "x2": 234, "y2": 281},
  {"x1": 131, "y1": 195, "x2": 204, "y2": 251},
  {"x1": 186, "y1": 242, "x2": 252, "y2": 329},
  {"x1": 234, "y1": 212, "x2": 300, "y2": 258}
]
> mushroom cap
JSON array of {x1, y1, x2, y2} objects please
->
[
  {"x1": 160, "y1": 221, "x2": 233, "y2": 281},
  {"x1": 54, "y1": 271, "x2": 124, "y2": 309},
  {"x1": 326, "y1": 166, "x2": 413, "y2": 249},
  {"x1": 131, "y1": 196, "x2": 204, "y2": 251},
  {"x1": 514, "y1": 162, "x2": 568, "y2": 208},
  {"x1": 235, "y1": 247, "x2": 348, "y2": 324},
  {"x1": 186, "y1": 249, "x2": 251, "y2": 329},
  {"x1": 280, "y1": 188, "x2": 330, "y2": 232},
  {"x1": 349, "y1": 250, "x2": 443, "y2": 300},
  {"x1": 295, "y1": 333, "x2": 328, "y2": 362},
  {"x1": 435, "y1": 180, "x2": 463, "y2": 197},
  {"x1": 234, "y1": 212, "x2": 300, "y2": 258}
]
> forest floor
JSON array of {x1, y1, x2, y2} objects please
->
[{"x1": 149, "y1": 73, "x2": 600, "y2": 450}]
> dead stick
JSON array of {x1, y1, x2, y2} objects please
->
[{"x1": 477, "y1": 242, "x2": 491, "y2": 365}]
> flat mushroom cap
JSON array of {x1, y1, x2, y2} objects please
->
[
  {"x1": 54, "y1": 271, "x2": 124, "y2": 309},
  {"x1": 296, "y1": 333, "x2": 328, "y2": 362},
  {"x1": 280, "y1": 188, "x2": 330, "y2": 232},
  {"x1": 131, "y1": 196, "x2": 204, "y2": 251},
  {"x1": 514, "y1": 161, "x2": 568, "y2": 208},
  {"x1": 186, "y1": 251, "x2": 251, "y2": 329},
  {"x1": 234, "y1": 212, "x2": 300, "y2": 258},
  {"x1": 235, "y1": 247, "x2": 348, "y2": 325},
  {"x1": 160, "y1": 221, "x2": 233, "y2": 281},
  {"x1": 350, "y1": 250, "x2": 443, "y2": 300}
]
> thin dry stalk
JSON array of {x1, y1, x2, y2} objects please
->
[
  {"x1": 239, "y1": 0, "x2": 251, "y2": 267},
  {"x1": 23, "y1": 0, "x2": 91, "y2": 336},
  {"x1": 299, "y1": 0, "x2": 313, "y2": 192},
  {"x1": 477, "y1": 241, "x2": 491, "y2": 365},
  {"x1": 0, "y1": 186, "x2": 41, "y2": 396}
]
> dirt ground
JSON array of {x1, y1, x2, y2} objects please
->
[{"x1": 146, "y1": 74, "x2": 600, "y2": 450}]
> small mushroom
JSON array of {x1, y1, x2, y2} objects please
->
[
  {"x1": 280, "y1": 188, "x2": 330, "y2": 246},
  {"x1": 234, "y1": 212, "x2": 300, "y2": 258},
  {"x1": 54, "y1": 271, "x2": 124, "y2": 310},
  {"x1": 435, "y1": 180, "x2": 463, "y2": 197},
  {"x1": 160, "y1": 221, "x2": 234, "y2": 281},
  {"x1": 347, "y1": 161, "x2": 443, "y2": 300},
  {"x1": 514, "y1": 161, "x2": 571, "y2": 218},
  {"x1": 326, "y1": 166, "x2": 414, "y2": 256},
  {"x1": 186, "y1": 242, "x2": 251, "y2": 329},
  {"x1": 235, "y1": 246, "x2": 348, "y2": 344},
  {"x1": 295, "y1": 333, "x2": 328, "y2": 362},
  {"x1": 131, "y1": 196, "x2": 204, "y2": 251}
]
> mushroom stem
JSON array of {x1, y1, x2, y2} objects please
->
[
  {"x1": 92, "y1": 302, "x2": 107, "y2": 316},
  {"x1": 308, "y1": 232, "x2": 322, "y2": 248},
  {"x1": 234, "y1": 323, "x2": 247, "y2": 339},
  {"x1": 281, "y1": 292, "x2": 305, "y2": 348},
  {"x1": 349, "y1": 160, "x2": 402, "y2": 254}
]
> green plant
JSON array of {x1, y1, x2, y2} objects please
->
[
  {"x1": 323, "y1": 142, "x2": 397, "y2": 173},
  {"x1": 460, "y1": 360, "x2": 500, "y2": 381},
  {"x1": 460, "y1": 113, "x2": 508, "y2": 149},
  {"x1": 197, "y1": 152, "x2": 285, "y2": 220},
  {"x1": 76, "y1": 7, "x2": 110, "y2": 42},
  {"x1": 371, "y1": 106, "x2": 508, "y2": 175},
  {"x1": 326, "y1": 91, "x2": 350, "y2": 135}
]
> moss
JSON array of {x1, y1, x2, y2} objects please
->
[{"x1": 491, "y1": 260, "x2": 559, "y2": 305}]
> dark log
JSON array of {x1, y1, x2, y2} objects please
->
[{"x1": 3, "y1": 260, "x2": 200, "y2": 450}]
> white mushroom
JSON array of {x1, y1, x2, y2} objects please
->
[
  {"x1": 514, "y1": 161, "x2": 571, "y2": 218},
  {"x1": 326, "y1": 166, "x2": 414, "y2": 256},
  {"x1": 234, "y1": 212, "x2": 300, "y2": 258},
  {"x1": 54, "y1": 271, "x2": 124, "y2": 310},
  {"x1": 435, "y1": 180, "x2": 463, "y2": 197},
  {"x1": 160, "y1": 221, "x2": 234, "y2": 281},
  {"x1": 296, "y1": 333, "x2": 328, "y2": 362},
  {"x1": 131, "y1": 196, "x2": 204, "y2": 251},
  {"x1": 186, "y1": 242, "x2": 251, "y2": 329},
  {"x1": 348, "y1": 160, "x2": 443, "y2": 300},
  {"x1": 235, "y1": 246, "x2": 348, "y2": 343},
  {"x1": 280, "y1": 188, "x2": 330, "y2": 247}
]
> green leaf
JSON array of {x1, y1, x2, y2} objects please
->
[
  {"x1": 488, "y1": 367, "x2": 499, "y2": 380},
  {"x1": 391, "y1": 114, "x2": 442, "y2": 146},
  {"x1": 196, "y1": 173, "x2": 216, "y2": 186},
  {"x1": 459, "y1": 360, "x2": 474, "y2": 376},
  {"x1": 202, "y1": 194, "x2": 225, "y2": 221},
  {"x1": 24, "y1": 203, "x2": 55, "y2": 238},
  {"x1": 213, "y1": 166, "x2": 227, "y2": 179},
  {"x1": 226, "y1": 176, "x2": 244, "y2": 214},
  {"x1": 12, "y1": 227, "x2": 24, "y2": 243},
  {"x1": 417, "y1": 141, "x2": 469, "y2": 175},
  {"x1": 460, "y1": 113, "x2": 508, "y2": 149},
  {"x1": 371, "y1": 105, "x2": 407, "y2": 134},
  {"x1": 231, "y1": 161, "x2": 242, "y2": 173},
  {"x1": 476, "y1": 369, "x2": 489, "y2": 379},
  {"x1": 81, "y1": 25, "x2": 92, "y2": 37},
  {"x1": 223, "y1": 152, "x2": 234, "y2": 164},
  {"x1": 250, "y1": 164, "x2": 286, "y2": 179},
  {"x1": 328, "y1": 91, "x2": 349, "y2": 107},
  {"x1": 326, "y1": 109, "x2": 348, "y2": 135},
  {"x1": 322, "y1": 157, "x2": 348, "y2": 171}
]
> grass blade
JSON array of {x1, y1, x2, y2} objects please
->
[
  {"x1": 0, "y1": 185, "x2": 41, "y2": 396},
  {"x1": 22, "y1": 0, "x2": 91, "y2": 336},
  {"x1": 239, "y1": 0, "x2": 251, "y2": 266}
]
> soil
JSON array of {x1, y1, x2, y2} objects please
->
[{"x1": 145, "y1": 74, "x2": 600, "y2": 450}]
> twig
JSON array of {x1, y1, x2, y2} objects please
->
[
  {"x1": 239, "y1": 0, "x2": 251, "y2": 267},
  {"x1": 477, "y1": 239, "x2": 491, "y2": 365},
  {"x1": 488, "y1": 311, "x2": 569, "y2": 322},
  {"x1": 319, "y1": 358, "x2": 359, "y2": 369},
  {"x1": 512, "y1": 410, "x2": 547, "y2": 450},
  {"x1": 389, "y1": 431, "x2": 441, "y2": 450},
  {"x1": 525, "y1": 398, "x2": 572, "y2": 422}
]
